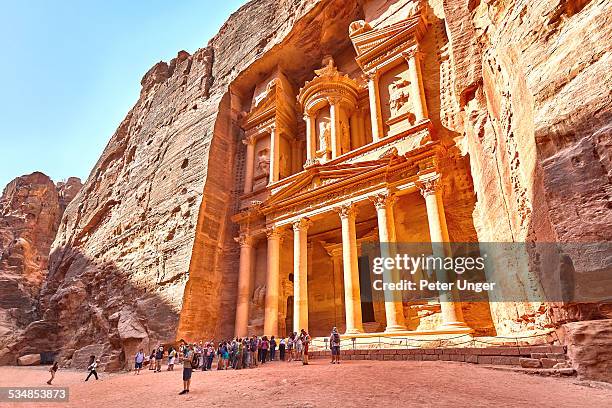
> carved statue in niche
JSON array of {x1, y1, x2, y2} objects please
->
[
  {"x1": 316, "y1": 120, "x2": 331, "y2": 159},
  {"x1": 341, "y1": 121, "x2": 350, "y2": 154},
  {"x1": 256, "y1": 148, "x2": 270, "y2": 176},
  {"x1": 279, "y1": 151, "x2": 290, "y2": 178},
  {"x1": 389, "y1": 77, "x2": 411, "y2": 115}
]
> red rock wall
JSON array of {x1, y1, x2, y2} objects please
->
[
  {"x1": 441, "y1": 0, "x2": 612, "y2": 332},
  {"x1": 0, "y1": 173, "x2": 81, "y2": 356}
]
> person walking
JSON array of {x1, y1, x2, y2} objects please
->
[
  {"x1": 279, "y1": 337, "x2": 286, "y2": 361},
  {"x1": 47, "y1": 362, "x2": 59, "y2": 384},
  {"x1": 269, "y1": 336, "x2": 277, "y2": 361},
  {"x1": 134, "y1": 349, "x2": 145, "y2": 375},
  {"x1": 180, "y1": 344, "x2": 196, "y2": 395},
  {"x1": 85, "y1": 356, "x2": 99, "y2": 381},
  {"x1": 301, "y1": 329, "x2": 311, "y2": 365},
  {"x1": 329, "y1": 327, "x2": 341, "y2": 364}
]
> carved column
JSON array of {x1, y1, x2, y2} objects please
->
[
  {"x1": 234, "y1": 233, "x2": 254, "y2": 337},
  {"x1": 418, "y1": 176, "x2": 468, "y2": 330},
  {"x1": 268, "y1": 125, "x2": 279, "y2": 184},
  {"x1": 303, "y1": 113, "x2": 316, "y2": 165},
  {"x1": 367, "y1": 73, "x2": 382, "y2": 141},
  {"x1": 264, "y1": 227, "x2": 282, "y2": 336},
  {"x1": 292, "y1": 218, "x2": 311, "y2": 333},
  {"x1": 403, "y1": 48, "x2": 428, "y2": 123},
  {"x1": 371, "y1": 191, "x2": 407, "y2": 332},
  {"x1": 243, "y1": 135, "x2": 255, "y2": 193},
  {"x1": 328, "y1": 97, "x2": 341, "y2": 158},
  {"x1": 337, "y1": 204, "x2": 364, "y2": 334}
]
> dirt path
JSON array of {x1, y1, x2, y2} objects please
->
[{"x1": 1, "y1": 360, "x2": 610, "y2": 408}]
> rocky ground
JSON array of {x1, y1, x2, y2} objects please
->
[{"x1": 2, "y1": 360, "x2": 611, "y2": 408}]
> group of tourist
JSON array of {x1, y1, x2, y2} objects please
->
[{"x1": 46, "y1": 327, "x2": 343, "y2": 393}]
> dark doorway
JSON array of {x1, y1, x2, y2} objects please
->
[
  {"x1": 358, "y1": 255, "x2": 376, "y2": 322},
  {"x1": 285, "y1": 296, "x2": 294, "y2": 336}
]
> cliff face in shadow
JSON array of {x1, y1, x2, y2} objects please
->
[{"x1": 0, "y1": 173, "x2": 81, "y2": 352}]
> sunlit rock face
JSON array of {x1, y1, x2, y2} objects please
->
[
  {"x1": 0, "y1": 173, "x2": 81, "y2": 356},
  {"x1": 3, "y1": 0, "x2": 609, "y2": 378}
]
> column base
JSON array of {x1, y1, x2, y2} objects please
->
[
  {"x1": 435, "y1": 321, "x2": 472, "y2": 333},
  {"x1": 384, "y1": 324, "x2": 408, "y2": 333},
  {"x1": 344, "y1": 328, "x2": 363, "y2": 335}
]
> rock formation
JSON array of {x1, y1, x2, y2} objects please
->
[
  {"x1": 0, "y1": 173, "x2": 81, "y2": 357},
  {"x1": 2, "y1": 0, "x2": 610, "y2": 381}
]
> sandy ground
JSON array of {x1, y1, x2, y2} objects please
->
[{"x1": 1, "y1": 360, "x2": 611, "y2": 408}]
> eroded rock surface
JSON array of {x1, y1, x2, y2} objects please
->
[{"x1": 0, "y1": 173, "x2": 81, "y2": 356}]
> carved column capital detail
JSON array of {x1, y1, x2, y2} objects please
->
[
  {"x1": 242, "y1": 134, "x2": 256, "y2": 146},
  {"x1": 327, "y1": 96, "x2": 342, "y2": 106},
  {"x1": 416, "y1": 175, "x2": 441, "y2": 198},
  {"x1": 292, "y1": 218, "x2": 312, "y2": 232},
  {"x1": 266, "y1": 226, "x2": 283, "y2": 240},
  {"x1": 234, "y1": 233, "x2": 254, "y2": 247},
  {"x1": 370, "y1": 191, "x2": 396, "y2": 210},
  {"x1": 335, "y1": 203, "x2": 358, "y2": 220},
  {"x1": 402, "y1": 46, "x2": 422, "y2": 62}
]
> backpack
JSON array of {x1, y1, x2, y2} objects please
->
[{"x1": 190, "y1": 352, "x2": 199, "y2": 369}]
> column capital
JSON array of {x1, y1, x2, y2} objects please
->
[
  {"x1": 292, "y1": 218, "x2": 312, "y2": 232},
  {"x1": 416, "y1": 175, "x2": 442, "y2": 198},
  {"x1": 335, "y1": 203, "x2": 358, "y2": 220},
  {"x1": 327, "y1": 96, "x2": 342, "y2": 106},
  {"x1": 266, "y1": 226, "x2": 283, "y2": 240},
  {"x1": 242, "y1": 134, "x2": 256, "y2": 146},
  {"x1": 268, "y1": 124, "x2": 276, "y2": 134},
  {"x1": 402, "y1": 46, "x2": 423, "y2": 62},
  {"x1": 234, "y1": 233, "x2": 255, "y2": 247},
  {"x1": 369, "y1": 191, "x2": 396, "y2": 210},
  {"x1": 365, "y1": 71, "x2": 378, "y2": 81}
]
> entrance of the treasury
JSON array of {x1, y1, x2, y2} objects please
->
[{"x1": 228, "y1": 5, "x2": 496, "y2": 342}]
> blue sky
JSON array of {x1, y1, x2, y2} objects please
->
[{"x1": 0, "y1": 0, "x2": 246, "y2": 189}]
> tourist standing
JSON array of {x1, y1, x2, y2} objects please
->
[
  {"x1": 85, "y1": 356, "x2": 99, "y2": 381},
  {"x1": 207, "y1": 342, "x2": 214, "y2": 370},
  {"x1": 296, "y1": 332, "x2": 303, "y2": 361},
  {"x1": 149, "y1": 349, "x2": 156, "y2": 370},
  {"x1": 243, "y1": 338, "x2": 250, "y2": 368},
  {"x1": 155, "y1": 346, "x2": 164, "y2": 372},
  {"x1": 134, "y1": 349, "x2": 145, "y2": 375},
  {"x1": 329, "y1": 327, "x2": 341, "y2": 364},
  {"x1": 168, "y1": 347, "x2": 176, "y2": 371},
  {"x1": 269, "y1": 336, "x2": 277, "y2": 361},
  {"x1": 301, "y1": 329, "x2": 311, "y2": 365},
  {"x1": 250, "y1": 336, "x2": 258, "y2": 367},
  {"x1": 180, "y1": 344, "x2": 195, "y2": 395},
  {"x1": 260, "y1": 336, "x2": 269, "y2": 364},
  {"x1": 279, "y1": 337, "x2": 286, "y2": 361},
  {"x1": 47, "y1": 362, "x2": 59, "y2": 384},
  {"x1": 287, "y1": 334, "x2": 294, "y2": 362}
]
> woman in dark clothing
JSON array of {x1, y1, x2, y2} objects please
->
[
  {"x1": 269, "y1": 336, "x2": 277, "y2": 361},
  {"x1": 85, "y1": 355, "x2": 99, "y2": 381},
  {"x1": 279, "y1": 337, "x2": 286, "y2": 361}
]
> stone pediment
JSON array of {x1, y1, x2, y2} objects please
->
[
  {"x1": 349, "y1": 12, "x2": 426, "y2": 72},
  {"x1": 266, "y1": 160, "x2": 390, "y2": 204}
]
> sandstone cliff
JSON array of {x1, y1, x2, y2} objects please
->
[
  {"x1": 4, "y1": 0, "x2": 610, "y2": 377},
  {"x1": 0, "y1": 173, "x2": 82, "y2": 355}
]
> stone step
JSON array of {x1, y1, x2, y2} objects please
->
[{"x1": 483, "y1": 365, "x2": 577, "y2": 377}]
